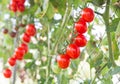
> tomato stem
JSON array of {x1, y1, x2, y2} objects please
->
[
  {"x1": 103, "y1": 0, "x2": 117, "y2": 67},
  {"x1": 53, "y1": 2, "x2": 72, "y2": 54},
  {"x1": 11, "y1": 13, "x2": 20, "y2": 84}
]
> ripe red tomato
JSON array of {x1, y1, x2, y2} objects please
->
[
  {"x1": 57, "y1": 54, "x2": 70, "y2": 69},
  {"x1": 74, "y1": 18, "x2": 87, "y2": 34},
  {"x1": 3, "y1": 68, "x2": 12, "y2": 78},
  {"x1": 26, "y1": 24, "x2": 36, "y2": 36},
  {"x1": 18, "y1": 0, "x2": 25, "y2": 4},
  {"x1": 9, "y1": 2, "x2": 17, "y2": 12},
  {"x1": 19, "y1": 43, "x2": 28, "y2": 54},
  {"x1": 13, "y1": 53, "x2": 23, "y2": 60},
  {"x1": 66, "y1": 44, "x2": 80, "y2": 59},
  {"x1": 12, "y1": 0, "x2": 25, "y2": 3},
  {"x1": 81, "y1": 8, "x2": 94, "y2": 22},
  {"x1": 8, "y1": 57, "x2": 16, "y2": 66},
  {"x1": 22, "y1": 32, "x2": 31, "y2": 43},
  {"x1": 12, "y1": 0, "x2": 19, "y2": 2},
  {"x1": 17, "y1": 4, "x2": 25, "y2": 12},
  {"x1": 74, "y1": 34, "x2": 87, "y2": 47},
  {"x1": 14, "y1": 47, "x2": 25, "y2": 60}
]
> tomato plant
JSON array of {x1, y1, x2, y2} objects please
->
[{"x1": 0, "y1": 0, "x2": 120, "y2": 84}]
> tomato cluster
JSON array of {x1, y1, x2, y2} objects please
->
[
  {"x1": 3, "y1": 24, "x2": 36, "y2": 78},
  {"x1": 3, "y1": 0, "x2": 36, "y2": 78},
  {"x1": 57, "y1": 7, "x2": 94, "y2": 69},
  {"x1": 9, "y1": 0, "x2": 26, "y2": 12}
]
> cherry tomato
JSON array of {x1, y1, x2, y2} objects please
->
[
  {"x1": 74, "y1": 18, "x2": 87, "y2": 34},
  {"x1": 9, "y1": 2, "x2": 17, "y2": 12},
  {"x1": 18, "y1": 0, "x2": 25, "y2": 4},
  {"x1": 2, "y1": 28, "x2": 8, "y2": 34},
  {"x1": 74, "y1": 34, "x2": 87, "y2": 47},
  {"x1": 17, "y1": 4, "x2": 25, "y2": 12},
  {"x1": 13, "y1": 53, "x2": 23, "y2": 60},
  {"x1": 81, "y1": 8, "x2": 94, "y2": 22},
  {"x1": 22, "y1": 32, "x2": 31, "y2": 43},
  {"x1": 3, "y1": 68, "x2": 12, "y2": 78},
  {"x1": 8, "y1": 57, "x2": 16, "y2": 66},
  {"x1": 19, "y1": 43, "x2": 28, "y2": 54},
  {"x1": 66, "y1": 44, "x2": 80, "y2": 59},
  {"x1": 26, "y1": 24, "x2": 36, "y2": 36},
  {"x1": 57, "y1": 54, "x2": 70, "y2": 69},
  {"x1": 14, "y1": 47, "x2": 25, "y2": 60}
]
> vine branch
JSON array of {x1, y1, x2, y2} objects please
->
[{"x1": 103, "y1": 0, "x2": 117, "y2": 67}]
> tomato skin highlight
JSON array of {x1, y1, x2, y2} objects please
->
[
  {"x1": 66, "y1": 44, "x2": 80, "y2": 59},
  {"x1": 81, "y1": 8, "x2": 94, "y2": 22},
  {"x1": 57, "y1": 54, "x2": 70, "y2": 69},
  {"x1": 74, "y1": 34, "x2": 87, "y2": 47},
  {"x1": 74, "y1": 18, "x2": 87, "y2": 34},
  {"x1": 3, "y1": 68, "x2": 12, "y2": 78}
]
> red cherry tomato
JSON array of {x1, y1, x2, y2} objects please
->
[
  {"x1": 17, "y1": 4, "x2": 25, "y2": 12},
  {"x1": 26, "y1": 24, "x2": 36, "y2": 36},
  {"x1": 74, "y1": 34, "x2": 87, "y2": 47},
  {"x1": 19, "y1": 43, "x2": 28, "y2": 54},
  {"x1": 14, "y1": 47, "x2": 25, "y2": 60},
  {"x1": 81, "y1": 8, "x2": 94, "y2": 22},
  {"x1": 22, "y1": 32, "x2": 31, "y2": 43},
  {"x1": 66, "y1": 44, "x2": 80, "y2": 59},
  {"x1": 57, "y1": 54, "x2": 70, "y2": 69},
  {"x1": 3, "y1": 68, "x2": 12, "y2": 78},
  {"x1": 12, "y1": 0, "x2": 25, "y2": 4},
  {"x1": 74, "y1": 18, "x2": 87, "y2": 34},
  {"x1": 13, "y1": 53, "x2": 23, "y2": 60},
  {"x1": 8, "y1": 57, "x2": 16, "y2": 66},
  {"x1": 18, "y1": 0, "x2": 25, "y2": 4},
  {"x1": 9, "y1": 2, "x2": 17, "y2": 12}
]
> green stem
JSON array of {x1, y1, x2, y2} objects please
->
[
  {"x1": 53, "y1": 2, "x2": 72, "y2": 54},
  {"x1": 103, "y1": 0, "x2": 116, "y2": 67},
  {"x1": 91, "y1": 63, "x2": 107, "y2": 84},
  {"x1": 45, "y1": 1, "x2": 72, "y2": 83},
  {"x1": 12, "y1": 13, "x2": 19, "y2": 84}
]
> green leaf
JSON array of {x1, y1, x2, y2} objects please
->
[
  {"x1": 109, "y1": 18, "x2": 120, "y2": 32},
  {"x1": 101, "y1": 66, "x2": 109, "y2": 76},
  {"x1": 50, "y1": 0, "x2": 67, "y2": 15},
  {"x1": 24, "y1": 5, "x2": 38, "y2": 15},
  {"x1": 112, "y1": 39, "x2": 120, "y2": 60},
  {"x1": 90, "y1": 0, "x2": 105, "y2": 7},
  {"x1": 112, "y1": 1, "x2": 120, "y2": 17},
  {"x1": 45, "y1": 2, "x2": 55, "y2": 19},
  {"x1": 115, "y1": 21, "x2": 120, "y2": 39},
  {"x1": 24, "y1": 53, "x2": 33, "y2": 59},
  {"x1": 109, "y1": 66, "x2": 120, "y2": 75},
  {"x1": 73, "y1": 0, "x2": 82, "y2": 8},
  {"x1": 25, "y1": 61, "x2": 34, "y2": 69},
  {"x1": 101, "y1": 77, "x2": 113, "y2": 84},
  {"x1": 60, "y1": 71, "x2": 69, "y2": 84}
]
